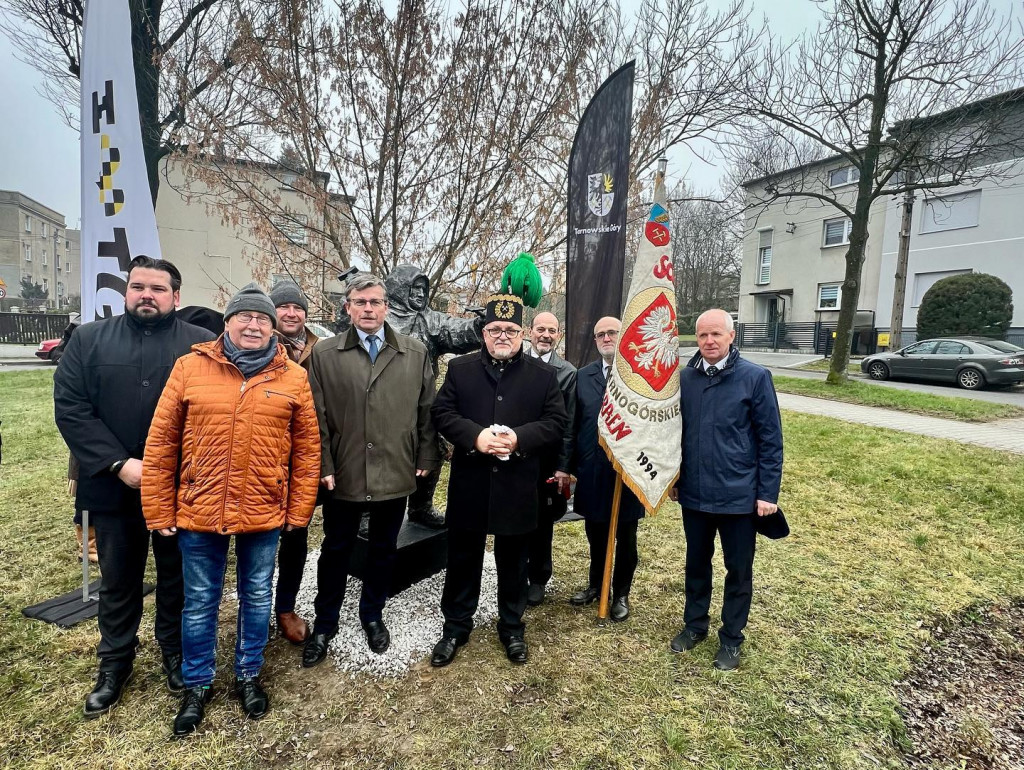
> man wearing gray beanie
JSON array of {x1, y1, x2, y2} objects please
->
[
  {"x1": 224, "y1": 282, "x2": 278, "y2": 327},
  {"x1": 267, "y1": 279, "x2": 322, "y2": 645}
]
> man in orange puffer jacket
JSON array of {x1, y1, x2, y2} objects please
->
[{"x1": 141, "y1": 282, "x2": 321, "y2": 738}]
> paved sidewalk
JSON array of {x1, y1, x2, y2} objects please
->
[{"x1": 778, "y1": 393, "x2": 1024, "y2": 454}]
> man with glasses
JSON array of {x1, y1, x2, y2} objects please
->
[
  {"x1": 302, "y1": 274, "x2": 440, "y2": 666},
  {"x1": 568, "y1": 317, "x2": 645, "y2": 622},
  {"x1": 429, "y1": 293, "x2": 566, "y2": 667}
]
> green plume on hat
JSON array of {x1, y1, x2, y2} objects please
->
[{"x1": 500, "y1": 252, "x2": 543, "y2": 308}]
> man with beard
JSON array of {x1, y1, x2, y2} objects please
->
[
  {"x1": 54, "y1": 256, "x2": 215, "y2": 719},
  {"x1": 429, "y1": 293, "x2": 566, "y2": 667},
  {"x1": 523, "y1": 312, "x2": 576, "y2": 607},
  {"x1": 267, "y1": 280, "x2": 320, "y2": 646}
]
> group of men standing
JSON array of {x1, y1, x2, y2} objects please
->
[{"x1": 52, "y1": 257, "x2": 783, "y2": 738}]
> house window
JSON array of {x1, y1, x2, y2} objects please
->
[
  {"x1": 912, "y1": 269, "x2": 972, "y2": 307},
  {"x1": 920, "y1": 190, "x2": 981, "y2": 234},
  {"x1": 273, "y1": 214, "x2": 308, "y2": 246},
  {"x1": 24, "y1": 244, "x2": 31, "y2": 261},
  {"x1": 66, "y1": 262, "x2": 71, "y2": 274},
  {"x1": 756, "y1": 229, "x2": 773, "y2": 285},
  {"x1": 42, "y1": 278, "x2": 49, "y2": 292},
  {"x1": 817, "y1": 283, "x2": 842, "y2": 310},
  {"x1": 42, "y1": 249, "x2": 47, "y2": 265},
  {"x1": 57, "y1": 282, "x2": 64, "y2": 296},
  {"x1": 41, "y1": 222, "x2": 48, "y2": 237},
  {"x1": 24, "y1": 215, "x2": 31, "y2": 233},
  {"x1": 271, "y1": 273, "x2": 290, "y2": 287},
  {"x1": 822, "y1": 217, "x2": 852, "y2": 247},
  {"x1": 828, "y1": 166, "x2": 860, "y2": 188}
]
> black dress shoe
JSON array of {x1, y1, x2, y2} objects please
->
[
  {"x1": 173, "y1": 686, "x2": 212, "y2": 737},
  {"x1": 670, "y1": 629, "x2": 708, "y2": 653},
  {"x1": 162, "y1": 652, "x2": 185, "y2": 693},
  {"x1": 503, "y1": 637, "x2": 528, "y2": 664},
  {"x1": 569, "y1": 586, "x2": 599, "y2": 606},
  {"x1": 610, "y1": 595, "x2": 630, "y2": 623},
  {"x1": 84, "y1": 667, "x2": 132, "y2": 719},
  {"x1": 302, "y1": 632, "x2": 335, "y2": 668},
  {"x1": 363, "y1": 620, "x2": 390, "y2": 654},
  {"x1": 407, "y1": 506, "x2": 447, "y2": 529},
  {"x1": 429, "y1": 636, "x2": 465, "y2": 667},
  {"x1": 526, "y1": 583, "x2": 545, "y2": 607},
  {"x1": 234, "y1": 676, "x2": 269, "y2": 719},
  {"x1": 714, "y1": 644, "x2": 741, "y2": 671}
]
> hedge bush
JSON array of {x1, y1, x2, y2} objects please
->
[{"x1": 916, "y1": 273, "x2": 1013, "y2": 340}]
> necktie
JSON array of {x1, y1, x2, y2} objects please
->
[
  {"x1": 367, "y1": 335, "x2": 379, "y2": 363},
  {"x1": 706, "y1": 364, "x2": 718, "y2": 378}
]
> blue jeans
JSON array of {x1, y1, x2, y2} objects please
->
[{"x1": 178, "y1": 528, "x2": 280, "y2": 688}]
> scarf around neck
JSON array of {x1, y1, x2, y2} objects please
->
[{"x1": 222, "y1": 333, "x2": 278, "y2": 378}]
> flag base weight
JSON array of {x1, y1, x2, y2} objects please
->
[{"x1": 21, "y1": 580, "x2": 155, "y2": 628}]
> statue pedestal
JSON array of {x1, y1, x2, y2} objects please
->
[{"x1": 349, "y1": 518, "x2": 448, "y2": 597}]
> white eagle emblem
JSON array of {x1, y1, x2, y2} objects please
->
[{"x1": 627, "y1": 305, "x2": 679, "y2": 378}]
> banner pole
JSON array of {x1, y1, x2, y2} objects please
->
[
  {"x1": 81, "y1": 509, "x2": 90, "y2": 602},
  {"x1": 597, "y1": 474, "x2": 623, "y2": 620}
]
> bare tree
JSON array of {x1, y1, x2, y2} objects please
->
[
  {"x1": 670, "y1": 184, "x2": 741, "y2": 328},
  {"x1": 189, "y1": 0, "x2": 759, "y2": 309},
  {"x1": 733, "y1": 0, "x2": 1024, "y2": 383},
  {"x1": 0, "y1": 0, "x2": 279, "y2": 202}
]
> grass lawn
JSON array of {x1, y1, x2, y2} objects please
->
[
  {"x1": 3, "y1": 368, "x2": 1024, "y2": 769},
  {"x1": 796, "y1": 357, "x2": 863, "y2": 374},
  {"x1": 772, "y1": 374, "x2": 1024, "y2": 422}
]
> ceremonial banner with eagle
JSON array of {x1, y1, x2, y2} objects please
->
[
  {"x1": 80, "y1": 0, "x2": 163, "y2": 321},
  {"x1": 597, "y1": 172, "x2": 681, "y2": 513}
]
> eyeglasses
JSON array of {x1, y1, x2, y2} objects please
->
[
  {"x1": 349, "y1": 298, "x2": 386, "y2": 308},
  {"x1": 234, "y1": 312, "x2": 273, "y2": 327},
  {"x1": 594, "y1": 330, "x2": 619, "y2": 339},
  {"x1": 485, "y1": 327, "x2": 523, "y2": 339}
]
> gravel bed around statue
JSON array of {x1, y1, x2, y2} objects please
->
[{"x1": 283, "y1": 548, "x2": 501, "y2": 679}]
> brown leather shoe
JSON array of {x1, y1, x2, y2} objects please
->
[{"x1": 277, "y1": 612, "x2": 309, "y2": 645}]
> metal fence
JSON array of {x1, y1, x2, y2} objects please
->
[
  {"x1": 735, "y1": 321, "x2": 878, "y2": 355},
  {"x1": 0, "y1": 313, "x2": 70, "y2": 344}
]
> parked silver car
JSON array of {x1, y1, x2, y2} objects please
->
[{"x1": 860, "y1": 337, "x2": 1024, "y2": 390}]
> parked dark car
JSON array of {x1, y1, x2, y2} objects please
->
[{"x1": 860, "y1": 337, "x2": 1024, "y2": 390}]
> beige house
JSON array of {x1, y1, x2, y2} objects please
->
[
  {"x1": 0, "y1": 190, "x2": 80, "y2": 310},
  {"x1": 155, "y1": 156, "x2": 353, "y2": 316}
]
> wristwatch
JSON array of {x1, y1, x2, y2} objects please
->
[{"x1": 109, "y1": 459, "x2": 129, "y2": 475}]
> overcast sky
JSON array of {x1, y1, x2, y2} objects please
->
[{"x1": 0, "y1": 0, "x2": 1016, "y2": 225}]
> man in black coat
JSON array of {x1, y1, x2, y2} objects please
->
[
  {"x1": 429, "y1": 293, "x2": 567, "y2": 667},
  {"x1": 53, "y1": 256, "x2": 215, "y2": 718},
  {"x1": 523, "y1": 311, "x2": 576, "y2": 607},
  {"x1": 568, "y1": 316, "x2": 645, "y2": 622},
  {"x1": 670, "y1": 309, "x2": 783, "y2": 671}
]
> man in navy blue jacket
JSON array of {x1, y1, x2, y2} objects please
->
[{"x1": 671, "y1": 309, "x2": 783, "y2": 670}]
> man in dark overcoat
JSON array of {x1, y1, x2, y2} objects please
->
[
  {"x1": 53, "y1": 256, "x2": 215, "y2": 718},
  {"x1": 671, "y1": 308, "x2": 783, "y2": 671},
  {"x1": 568, "y1": 316, "x2": 645, "y2": 622},
  {"x1": 523, "y1": 311, "x2": 576, "y2": 607},
  {"x1": 429, "y1": 293, "x2": 567, "y2": 666}
]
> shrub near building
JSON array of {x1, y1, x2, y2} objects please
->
[{"x1": 916, "y1": 273, "x2": 1013, "y2": 340}]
